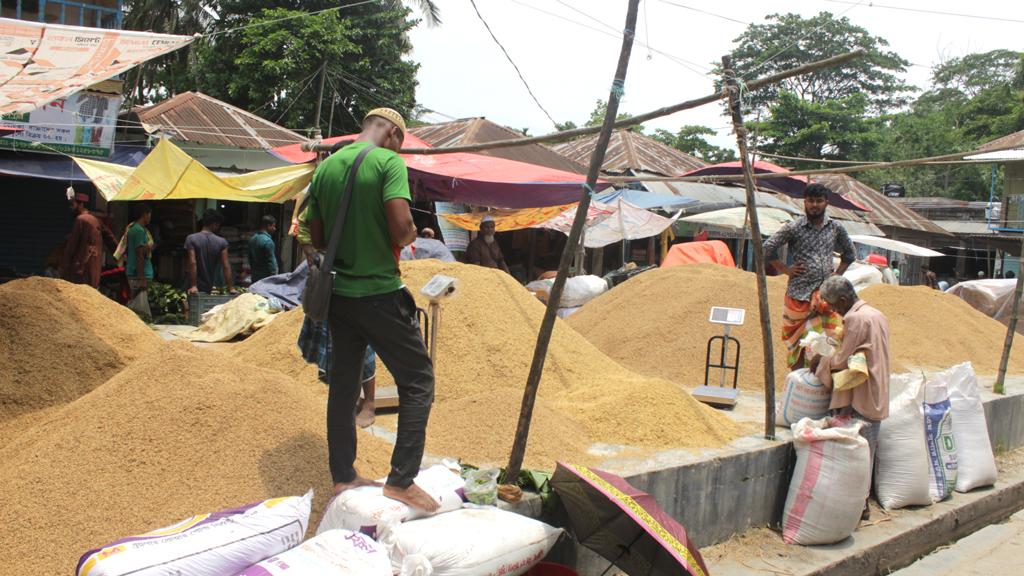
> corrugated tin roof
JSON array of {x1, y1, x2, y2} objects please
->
[
  {"x1": 551, "y1": 129, "x2": 706, "y2": 177},
  {"x1": 933, "y1": 220, "x2": 992, "y2": 235},
  {"x1": 132, "y1": 92, "x2": 308, "y2": 149},
  {"x1": 814, "y1": 173, "x2": 950, "y2": 236},
  {"x1": 410, "y1": 118, "x2": 588, "y2": 174},
  {"x1": 979, "y1": 130, "x2": 1024, "y2": 152},
  {"x1": 893, "y1": 197, "x2": 971, "y2": 210}
]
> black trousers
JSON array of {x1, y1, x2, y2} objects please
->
[{"x1": 326, "y1": 288, "x2": 434, "y2": 487}]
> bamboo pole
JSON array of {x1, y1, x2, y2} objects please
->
[
  {"x1": 503, "y1": 0, "x2": 641, "y2": 484},
  {"x1": 994, "y1": 235, "x2": 1024, "y2": 395},
  {"x1": 303, "y1": 50, "x2": 866, "y2": 154},
  {"x1": 600, "y1": 144, "x2": 1024, "y2": 184},
  {"x1": 723, "y1": 55, "x2": 776, "y2": 439}
]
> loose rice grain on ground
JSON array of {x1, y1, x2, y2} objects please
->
[{"x1": 0, "y1": 342, "x2": 390, "y2": 576}]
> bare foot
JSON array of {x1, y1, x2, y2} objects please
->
[
  {"x1": 355, "y1": 399, "x2": 376, "y2": 429},
  {"x1": 334, "y1": 476, "x2": 383, "y2": 495},
  {"x1": 383, "y1": 482, "x2": 441, "y2": 512}
]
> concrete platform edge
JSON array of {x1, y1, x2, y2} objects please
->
[{"x1": 807, "y1": 472, "x2": 1024, "y2": 576}]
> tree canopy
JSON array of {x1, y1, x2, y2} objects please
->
[{"x1": 122, "y1": 0, "x2": 436, "y2": 137}]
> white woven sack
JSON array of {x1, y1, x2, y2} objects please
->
[
  {"x1": 777, "y1": 368, "x2": 832, "y2": 427},
  {"x1": 77, "y1": 492, "x2": 312, "y2": 576},
  {"x1": 380, "y1": 507, "x2": 562, "y2": 576},
  {"x1": 782, "y1": 417, "x2": 871, "y2": 545},
  {"x1": 238, "y1": 529, "x2": 391, "y2": 575},
  {"x1": 943, "y1": 363, "x2": 997, "y2": 492},
  {"x1": 875, "y1": 373, "x2": 932, "y2": 510},
  {"x1": 316, "y1": 465, "x2": 465, "y2": 537}
]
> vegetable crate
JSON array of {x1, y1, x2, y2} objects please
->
[{"x1": 187, "y1": 293, "x2": 235, "y2": 326}]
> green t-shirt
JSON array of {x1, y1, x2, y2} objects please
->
[
  {"x1": 125, "y1": 222, "x2": 153, "y2": 279},
  {"x1": 307, "y1": 142, "x2": 411, "y2": 297}
]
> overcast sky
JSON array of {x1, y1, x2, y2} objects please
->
[{"x1": 407, "y1": 0, "x2": 1024, "y2": 150}]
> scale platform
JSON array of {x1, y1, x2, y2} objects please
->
[
  {"x1": 373, "y1": 386, "x2": 400, "y2": 410},
  {"x1": 691, "y1": 385, "x2": 739, "y2": 407}
]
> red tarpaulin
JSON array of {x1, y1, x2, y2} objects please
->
[
  {"x1": 271, "y1": 134, "x2": 611, "y2": 209},
  {"x1": 683, "y1": 160, "x2": 869, "y2": 212}
]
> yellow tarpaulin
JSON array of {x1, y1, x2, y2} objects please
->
[
  {"x1": 440, "y1": 204, "x2": 576, "y2": 232},
  {"x1": 74, "y1": 139, "x2": 315, "y2": 203}
]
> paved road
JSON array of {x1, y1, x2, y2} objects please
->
[{"x1": 891, "y1": 509, "x2": 1024, "y2": 576}]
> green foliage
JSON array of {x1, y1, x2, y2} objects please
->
[
  {"x1": 586, "y1": 99, "x2": 642, "y2": 132},
  {"x1": 122, "y1": 0, "x2": 433, "y2": 137},
  {"x1": 862, "y1": 50, "x2": 1024, "y2": 200},
  {"x1": 652, "y1": 125, "x2": 736, "y2": 164},
  {"x1": 749, "y1": 91, "x2": 880, "y2": 164},
  {"x1": 148, "y1": 282, "x2": 187, "y2": 324},
  {"x1": 727, "y1": 12, "x2": 911, "y2": 115},
  {"x1": 194, "y1": 2, "x2": 419, "y2": 136}
]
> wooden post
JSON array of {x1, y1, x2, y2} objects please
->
[
  {"x1": 503, "y1": 0, "x2": 641, "y2": 483},
  {"x1": 723, "y1": 55, "x2": 777, "y2": 439},
  {"x1": 995, "y1": 235, "x2": 1024, "y2": 394}
]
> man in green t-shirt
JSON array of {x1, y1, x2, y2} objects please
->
[
  {"x1": 125, "y1": 203, "x2": 153, "y2": 293},
  {"x1": 304, "y1": 108, "x2": 438, "y2": 512}
]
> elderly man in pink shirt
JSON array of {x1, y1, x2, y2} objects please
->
[{"x1": 811, "y1": 275, "x2": 891, "y2": 520}]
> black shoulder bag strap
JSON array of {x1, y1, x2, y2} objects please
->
[{"x1": 322, "y1": 144, "x2": 376, "y2": 267}]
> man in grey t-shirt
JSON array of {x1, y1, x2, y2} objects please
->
[{"x1": 185, "y1": 209, "x2": 234, "y2": 294}]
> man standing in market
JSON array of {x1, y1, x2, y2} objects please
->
[
  {"x1": 248, "y1": 215, "x2": 279, "y2": 283},
  {"x1": 466, "y1": 215, "x2": 510, "y2": 273},
  {"x1": 763, "y1": 183, "x2": 857, "y2": 369},
  {"x1": 186, "y1": 209, "x2": 234, "y2": 294},
  {"x1": 60, "y1": 190, "x2": 116, "y2": 288},
  {"x1": 304, "y1": 108, "x2": 438, "y2": 512},
  {"x1": 124, "y1": 203, "x2": 154, "y2": 294},
  {"x1": 812, "y1": 275, "x2": 890, "y2": 520}
]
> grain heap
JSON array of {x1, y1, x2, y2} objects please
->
[
  {"x1": 374, "y1": 260, "x2": 741, "y2": 468},
  {"x1": 569, "y1": 264, "x2": 790, "y2": 391},
  {"x1": 233, "y1": 307, "x2": 322, "y2": 388},
  {"x1": 861, "y1": 283, "x2": 1024, "y2": 373},
  {"x1": 0, "y1": 277, "x2": 162, "y2": 422},
  {"x1": 0, "y1": 342, "x2": 391, "y2": 576}
]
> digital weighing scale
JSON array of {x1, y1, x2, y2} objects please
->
[{"x1": 691, "y1": 306, "x2": 745, "y2": 408}]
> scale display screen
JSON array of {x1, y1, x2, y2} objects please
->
[{"x1": 709, "y1": 307, "x2": 745, "y2": 326}]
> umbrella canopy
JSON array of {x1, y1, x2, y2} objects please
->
[
  {"x1": 680, "y1": 206, "x2": 793, "y2": 236},
  {"x1": 551, "y1": 463, "x2": 708, "y2": 576},
  {"x1": 849, "y1": 234, "x2": 945, "y2": 258},
  {"x1": 535, "y1": 199, "x2": 678, "y2": 248},
  {"x1": 682, "y1": 161, "x2": 866, "y2": 212},
  {"x1": 271, "y1": 134, "x2": 611, "y2": 209}
]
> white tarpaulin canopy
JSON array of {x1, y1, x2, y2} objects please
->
[
  {"x1": 535, "y1": 199, "x2": 678, "y2": 248},
  {"x1": 680, "y1": 206, "x2": 793, "y2": 236},
  {"x1": 0, "y1": 18, "x2": 194, "y2": 114},
  {"x1": 849, "y1": 234, "x2": 945, "y2": 258}
]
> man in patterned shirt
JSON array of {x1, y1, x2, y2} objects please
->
[{"x1": 763, "y1": 183, "x2": 857, "y2": 369}]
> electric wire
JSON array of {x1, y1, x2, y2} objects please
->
[{"x1": 468, "y1": 0, "x2": 558, "y2": 127}]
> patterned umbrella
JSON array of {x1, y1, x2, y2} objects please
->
[{"x1": 551, "y1": 463, "x2": 709, "y2": 576}]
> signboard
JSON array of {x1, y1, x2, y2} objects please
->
[
  {"x1": 0, "y1": 17, "x2": 193, "y2": 115},
  {"x1": 0, "y1": 91, "x2": 122, "y2": 158}
]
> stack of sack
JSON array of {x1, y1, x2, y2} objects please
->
[
  {"x1": 876, "y1": 363, "x2": 998, "y2": 510},
  {"x1": 77, "y1": 465, "x2": 563, "y2": 576},
  {"x1": 781, "y1": 362, "x2": 998, "y2": 547}
]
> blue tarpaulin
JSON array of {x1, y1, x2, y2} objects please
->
[
  {"x1": 595, "y1": 188, "x2": 697, "y2": 211},
  {"x1": 0, "y1": 144, "x2": 150, "y2": 181}
]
